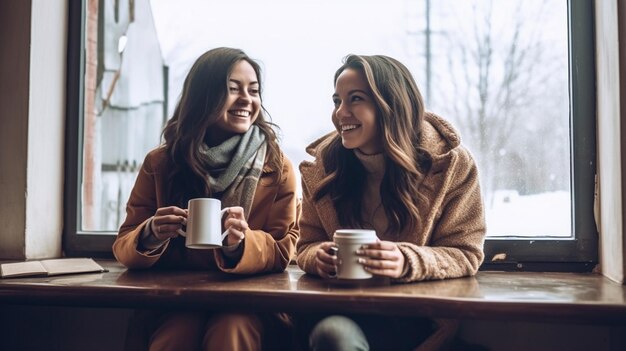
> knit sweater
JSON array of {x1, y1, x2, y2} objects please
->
[{"x1": 296, "y1": 112, "x2": 486, "y2": 282}]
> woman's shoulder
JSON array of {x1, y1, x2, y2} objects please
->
[
  {"x1": 276, "y1": 150, "x2": 295, "y2": 175},
  {"x1": 299, "y1": 131, "x2": 336, "y2": 171},
  {"x1": 421, "y1": 112, "x2": 478, "y2": 172},
  {"x1": 140, "y1": 146, "x2": 169, "y2": 171},
  {"x1": 297, "y1": 132, "x2": 337, "y2": 194},
  {"x1": 304, "y1": 131, "x2": 337, "y2": 158},
  {"x1": 261, "y1": 148, "x2": 297, "y2": 187},
  {"x1": 421, "y1": 112, "x2": 462, "y2": 155}
]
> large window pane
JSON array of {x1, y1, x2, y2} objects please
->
[
  {"x1": 425, "y1": 0, "x2": 570, "y2": 237},
  {"x1": 68, "y1": 0, "x2": 595, "y2": 268},
  {"x1": 81, "y1": 0, "x2": 165, "y2": 232},
  {"x1": 85, "y1": 0, "x2": 570, "y2": 237}
]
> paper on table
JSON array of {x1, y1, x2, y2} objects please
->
[
  {"x1": 0, "y1": 258, "x2": 106, "y2": 278},
  {"x1": 0, "y1": 261, "x2": 48, "y2": 278}
]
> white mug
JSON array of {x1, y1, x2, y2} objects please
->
[
  {"x1": 177, "y1": 198, "x2": 228, "y2": 249},
  {"x1": 333, "y1": 229, "x2": 378, "y2": 279}
]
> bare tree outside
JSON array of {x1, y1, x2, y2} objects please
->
[{"x1": 425, "y1": 0, "x2": 570, "y2": 235}]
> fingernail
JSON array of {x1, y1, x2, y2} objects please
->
[
  {"x1": 357, "y1": 258, "x2": 365, "y2": 264},
  {"x1": 356, "y1": 249, "x2": 364, "y2": 254},
  {"x1": 329, "y1": 247, "x2": 338, "y2": 256},
  {"x1": 361, "y1": 245, "x2": 368, "y2": 249}
]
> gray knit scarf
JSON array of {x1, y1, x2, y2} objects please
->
[{"x1": 199, "y1": 125, "x2": 267, "y2": 219}]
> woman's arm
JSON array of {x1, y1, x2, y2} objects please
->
[
  {"x1": 215, "y1": 155, "x2": 300, "y2": 274},
  {"x1": 113, "y1": 151, "x2": 171, "y2": 269},
  {"x1": 295, "y1": 179, "x2": 333, "y2": 276},
  {"x1": 395, "y1": 147, "x2": 486, "y2": 283}
]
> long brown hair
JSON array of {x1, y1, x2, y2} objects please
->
[
  {"x1": 161, "y1": 47, "x2": 281, "y2": 206},
  {"x1": 315, "y1": 54, "x2": 432, "y2": 235}
]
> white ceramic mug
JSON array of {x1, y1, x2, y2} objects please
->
[
  {"x1": 177, "y1": 198, "x2": 228, "y2": 249},
  {"x1": 333, "y1": 229, "x2": 378, "y2": 279}
]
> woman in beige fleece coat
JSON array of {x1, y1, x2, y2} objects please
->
[{"x1": 296, "y1": 54, "x2": 486, "y2": 351}]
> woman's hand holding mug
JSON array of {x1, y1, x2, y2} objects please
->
[
  {"x1": 356, "y1": 240, "x2": 405, "y2": 279},
  {"x1": 150, "y1": 206, "x2": 188, "y2": 241},
  {"x1": 315, "y1": 242, "x2": 339, "y2": 279},
  {"x1": 222, "y1": 206, "x2": 248, "y2": 247}
]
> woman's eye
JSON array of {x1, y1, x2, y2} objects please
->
[
  {"x1": 332, "y1": 99, "x2": 341, "y2": 107},
  {"x1": 351, "y1": 95, "x2": 363, "y2": 102},
  {"x1": 229, "y1": 87, "x2": 239, "y2": 92},
  {"x1": 249, "y1": 89, "x2": 260, "y2": 95}
]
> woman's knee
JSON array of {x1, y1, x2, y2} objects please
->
[
  {"x1": 203, "y1": 313, "x2": 263, "y2": 351},
  {"x1": 149, "y1": 312, "x2": 206, "y2": 351},
  {"x1": 310, "y1": 315, "x2": 369, "y2": 351}
]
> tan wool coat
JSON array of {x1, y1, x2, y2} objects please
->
[
  {"x1": 113, "y1": 147, "x2": 300, "y2": 274},
  {"x1": 297, "y1": 112, "x2": 486, "y2": 282}
]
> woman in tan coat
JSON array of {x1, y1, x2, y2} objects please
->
[
  {"x1": 113, "y1": 47, "x2": 299, "y2": 351},
  {"x1": 296, "y1": 54, "x2": 486, "y2": 350}
]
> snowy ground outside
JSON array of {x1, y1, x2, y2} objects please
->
[{"x1": 485, "y1": 190, "x2": 571, "y2": 238}]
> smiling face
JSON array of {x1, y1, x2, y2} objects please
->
[
  {"x1": 212, "y1": 60, "x2": 261, "y2": 138},
  {"x1": 332, "y1": 68, "x2": 382, "y2": 155}
]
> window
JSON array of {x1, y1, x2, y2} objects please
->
[{"x1": 65, "y1": 0, "x2": 597, "y2": 270}]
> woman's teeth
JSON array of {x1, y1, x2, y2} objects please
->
[
  {"x1": 230, "y1": 110, "x2": 250, "y2": 117},
  {"x1": 341, "y1": 124, "x2": 359, "y2": 131}
]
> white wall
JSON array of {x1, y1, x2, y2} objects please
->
[
  {"x1": 596, "y1": 0, "x2": 626, "y2": 283},
  {"x1": 0, "y1": 0, "x2": 66, "y2": 259}
]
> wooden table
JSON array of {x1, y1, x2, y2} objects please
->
[{"x1": 1, "y1": 260, "x2": 625, "y2": 324}]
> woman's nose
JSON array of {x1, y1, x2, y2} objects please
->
[
  {"x1": 335, "y1": 102, "x2": 350, "y2": 118},
  {"x1": 237, "y1": 90, "x2": 252, "y2": 103}
]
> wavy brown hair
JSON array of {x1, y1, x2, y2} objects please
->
[
  {"x1": 161, "y1": 47, "x2": 281, "y2": 206},
  {"x1": 314, "y1": 54, "x2": 432, "y2": 235}
]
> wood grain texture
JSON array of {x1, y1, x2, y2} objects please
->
[{"x1": 0, "y1": 260, "x2": 624, "y2": 324}]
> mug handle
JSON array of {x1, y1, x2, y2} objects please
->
[{"x1": 176, "y1": 208, "x2": 229, "y2": 238}]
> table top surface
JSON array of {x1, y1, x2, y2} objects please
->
[{"x1": 1, "y1": 260, "x2": 625, "y2": 324}]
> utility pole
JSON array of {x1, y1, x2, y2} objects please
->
[
  {"x1": 406, "y1": 0, "x2": 438, "y2": 104},
  {"x1": 425, "y1": 0, "x2": 431, "y2": 104}
]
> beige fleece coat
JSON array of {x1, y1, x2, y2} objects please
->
[{"x1": 297, "y1": 112, "x2": 486, "y2": 282}]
